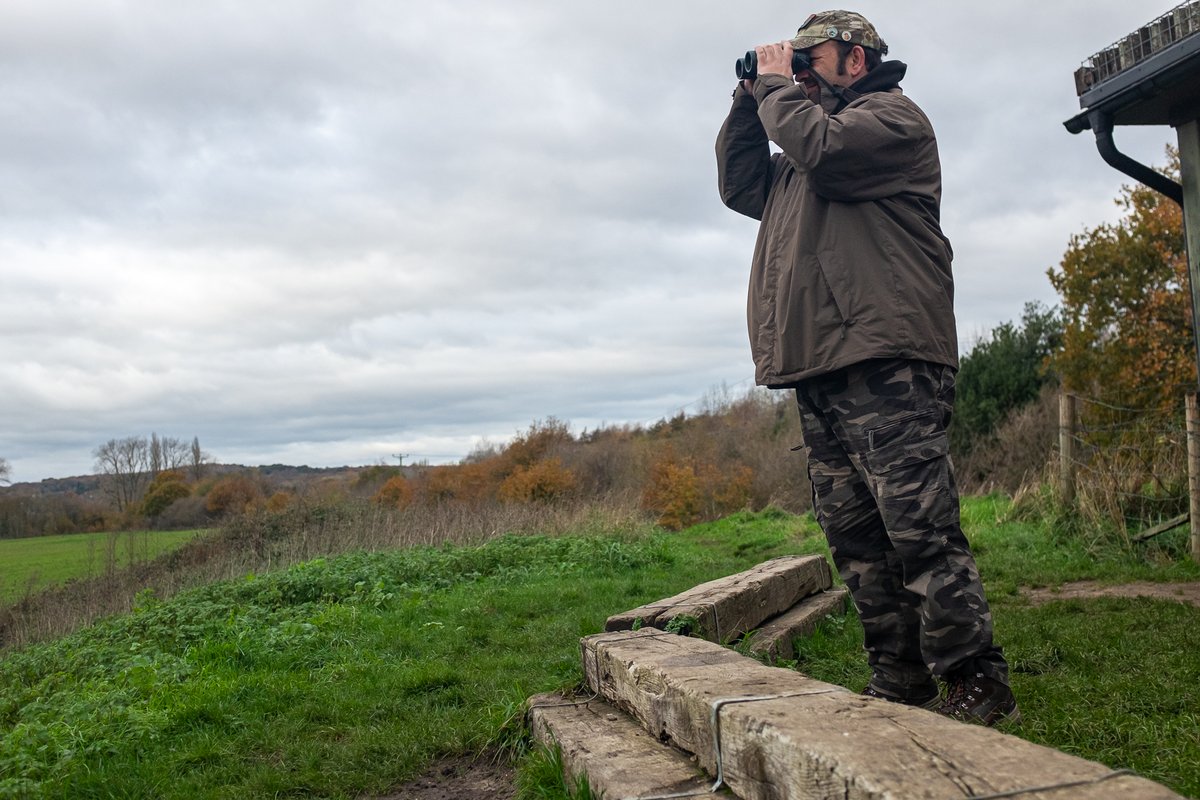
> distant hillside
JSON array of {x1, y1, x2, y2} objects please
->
[{"x1": 0, "y1": 464, "x2": 367, "y2": 500}]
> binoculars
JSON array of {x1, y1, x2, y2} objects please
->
[{"x1": 735, "y1": 48, "x2": 812, "y2": 80}]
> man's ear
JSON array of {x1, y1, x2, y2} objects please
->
[{"x1": 852, "y1": 45, "x2": 867, "y2": 75}]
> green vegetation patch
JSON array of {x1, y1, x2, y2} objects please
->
[
  {"x1": 0, "y1": 530, "x2": 204, "y2": 603},
  {"x1": 787, "y1": 495, "x2": 1200, "y2": 799},
  {"x1": 2, "y1": 499, "x2": 1198, "y2": 798},
  {"x1": 0, "y1": 510, "x2": 812, "y2": 799}
]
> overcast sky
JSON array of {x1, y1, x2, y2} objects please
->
[{"x1": 0, "y1": 0, "x2": 1181, "y2": 483}]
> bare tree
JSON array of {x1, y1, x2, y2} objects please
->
[
  {"x1": 94, "y1": 436, "x2": 151, "y2": 512},
  {"x1": 149, "y1": 433, "x2": 163, "y2": 477},
  {"x1": 150, "y1": 433, "x2": 196, "y2": 478},
  {"x1": 190, "y1": 436, "x2": 209, "y2": 481},
  {"x1": 0, "y1": 457, "x2": 10, "y2": 485},
  {"x1": 163, "y1": 436, "x2": 190, "y2": 470}
]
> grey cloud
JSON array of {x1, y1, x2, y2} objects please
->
[{"x1": 0, "y1": 0, "x2": 1184, "y2": 482}]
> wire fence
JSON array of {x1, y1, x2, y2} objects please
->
[{"x1": 1059, "y1": 390, "x2": 1195, "y2": 547}]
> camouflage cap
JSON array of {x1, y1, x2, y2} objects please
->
[{"x1": 790, "y1": 10, "x2": 888, "y2": 55}]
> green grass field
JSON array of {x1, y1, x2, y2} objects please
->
[
  {"x1": 0, "y1": 529, "x2": 206, "y2": 603},
  {"x1": 0, "y1": 500, "x2": 1198, "y2": 798}
]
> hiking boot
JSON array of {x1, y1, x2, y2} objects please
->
[
  {"x1": 936, "y1": 673, "x2": 1021, "y2": 726},
  {"x1": 861, "y1": 683, "x2": 941, "y2": 710}
]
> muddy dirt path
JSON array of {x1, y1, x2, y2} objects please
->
[{"x1": 1022, "y1": 580, "x2": 1200, "y2": 607}]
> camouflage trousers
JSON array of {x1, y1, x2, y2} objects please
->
[{"x1": 794, "y1": 358, "x2": 1008, "y2": 699}]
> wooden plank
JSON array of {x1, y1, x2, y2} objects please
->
[
  {"x1": 605, "y1": 555, "x2": 832, "y2": 642},
  {"x1": 582, "y1": 629, "x2": 1185, "y2": 800},
  {"x1": 1060, "y1": 392, "x2": 1077, "y2": 505},
  {"x1": 527, "y1": 691, "x2": 732, "y2": 800},
  {"x1": 741, "y1": 587, "x2": 849, "y2": 661},
  {"x1": 1188, "y1": 390, "x2": 1200, "y2": 563},
  {"x1": 1181, "y1": 116, "x2": 1200, "y2": 563},
  {"x1": 1132, "y1": 511, "x2": 1188, "y2": 542}
]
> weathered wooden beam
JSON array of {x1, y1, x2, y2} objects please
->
[
  {"x1": 1132, "y1": 511, "x2": 1189, "y2": 542},
  {"x1": 741, "y1": 586, "x2": 849, "y2": 661},
  {"x1": 582, "y1": 629, "x2": 1184, "y2": 800},
  {"x1": 605, "y1": 555, "x2": 832, "y2": 642},
  {"x1": 527, "y1": 691, "x2": 731, "y2": 800}
]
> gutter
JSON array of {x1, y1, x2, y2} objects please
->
[
  {"x1": 1077, "y1": 110, "x2": 1185, "y2": 206},
  {"x1": 1062, "y1": 0, "x2": 1200, "y2": 206}
]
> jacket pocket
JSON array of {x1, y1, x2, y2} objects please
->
[
  {"x1": 813, "y1": 253, "x2": 851, "y2": 328},
  {"x1": 774, "y1": 254, "x2": 847, "y2": 377},
  {"x1": 864, "y1": 409, "x2": 948, "y2": 475}
]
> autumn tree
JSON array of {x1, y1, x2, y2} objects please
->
[
  {"x1": 498, "y1": 458, "x2": 578, "y2": 504},
  {"x1": 641, "y1": 449, "x2": 754, "y2": 530},
  {"x1": 1047, "y1": 148, "x2": 1190, "y2": 409},
  {"x1": 265, "y1": 491, "x2": 293, "y2": 513},
  {"x1": 374, "y1": 475, "x2": 414, "y2": 508},
  {"x1": 418, "y1": 462, "x2": 494, "y2": 505},
  {"x1": 205, "y1": 474, "x2": 263, "y2": 517},
  {"x1": 140, "y1": 469, "x2": 191, "y2": 519},
  {"x1": 500, "y1": 418, "x2": 573, "y2": 473}
]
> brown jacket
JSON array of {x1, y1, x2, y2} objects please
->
[{"x1": 716, "y1": 62, "x2": 957, "y2": 387}]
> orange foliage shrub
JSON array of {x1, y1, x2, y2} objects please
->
[
  {"x1": 265, "y1": 491, "x2": 294, "y2": 513},
  {"x1": 641, "y1": 451, "x2": 754, "y2": 530},
  {"x1": 205, "y1": 475, "x2": 262, "y2": 516},
  {"x1": 498, "y1": 458, "x2": 578, "y2": 504},
  {"x1": 418, "y1": 462, "x2": 495, "y2": 505},
  {"x1": 500, "y1": 418, "x2": 573, "y2": 471},
  {"x1": 374, "y1": 476, "x2": 414, "y2": 508}
]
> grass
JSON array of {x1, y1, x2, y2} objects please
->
[
  {"x1": 788, "y1": 494, "x2": 1200, "y2": 798},
  {"x1": 0, "y1": 529, "x2": 205, "y2": 603},
  {"x1": 0, "y1": 498, "x2": 1197, "y2": 798},
  {"x1": 0, "y1": 510, "x2": 815, "y2": 798}
]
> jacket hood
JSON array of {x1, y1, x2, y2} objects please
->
[
  {"x1": 821, "y1": 59, "x2": 907, "y2": 113},
  {"x1": 851, "y1": 60, "x2": 906, "y2": 94}
]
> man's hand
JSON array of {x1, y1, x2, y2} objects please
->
[
  {"x1": 756, "y1": 41, "x2": 794, "y2": 79},
  {"x1": 741, "y1": 41, "x2": 794, "y2": 93}
]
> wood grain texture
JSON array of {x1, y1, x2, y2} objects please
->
[
  {"x1": 527, "y1": 691, "x2": 732, "y2": 799},
  {"x1": 604, "y1": 555, "x2": 833, "y2": 643},
  {"x1": 582, "y1": 630, "x2": 1184, "y2": 800},
  {"x1": 741, "y1": 587, "x2": 850, "y2": 660}
]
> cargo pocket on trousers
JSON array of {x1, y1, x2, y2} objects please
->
[{"x1": 862, "y1": 409, "x2": 949, "y2": 498}]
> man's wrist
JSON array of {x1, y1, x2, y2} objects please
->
[{"x1": 750, "y1": 72, "x2": 792, "y2": 102}]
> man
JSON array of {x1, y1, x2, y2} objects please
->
[{"x1": 716, "y1": 10, "x2": 1018, "y2": 726}]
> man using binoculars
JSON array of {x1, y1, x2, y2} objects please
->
[{"x1": 716, "y1": 10, "x2": 1018, "y2": 726}]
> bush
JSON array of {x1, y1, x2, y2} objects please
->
[
  {"x1": 955, "y1": 385, "x2": 1059, "y2": 495},
  {"x1": 641, "y1": 451, "x2": 754, "y2": 530},
  {"x1": 373, "y1": 476, "x2": 413, "y2": 508},
  {"x1": 498, "y1": 458, "x2": 578, "y2": 504},
  {"x1": 155, "y1": 495, "x2": 210, "y2": 529},
  {"x1": 417, "y1": 462, "x2": 496, "y2": 506},
  {"x1": 205, "y1": 475, "x2": 262, "y2": 517},
  {"x1": 140, "y1": 471, "x2": 191, "y2": 520},
  {"x1": 353, "y1": 464, "x2": 401, "y2": 491},
  {"x1": 500, "y1": 418, "x2": 573, "y2": 471},
  {"x1": 952, "y1": 302, "x2": 1061, "y2": 457},
  {"x1": 265, "y1": 491, "x2": 294, "y2": 513}
]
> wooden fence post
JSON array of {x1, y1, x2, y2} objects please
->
[
  {"x1": 1187, "y1": 393, "x2": 1200, "y2": 564},
  {"x1": 1059, "y1": 392, "x2": 1076, "y2": 506}
]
